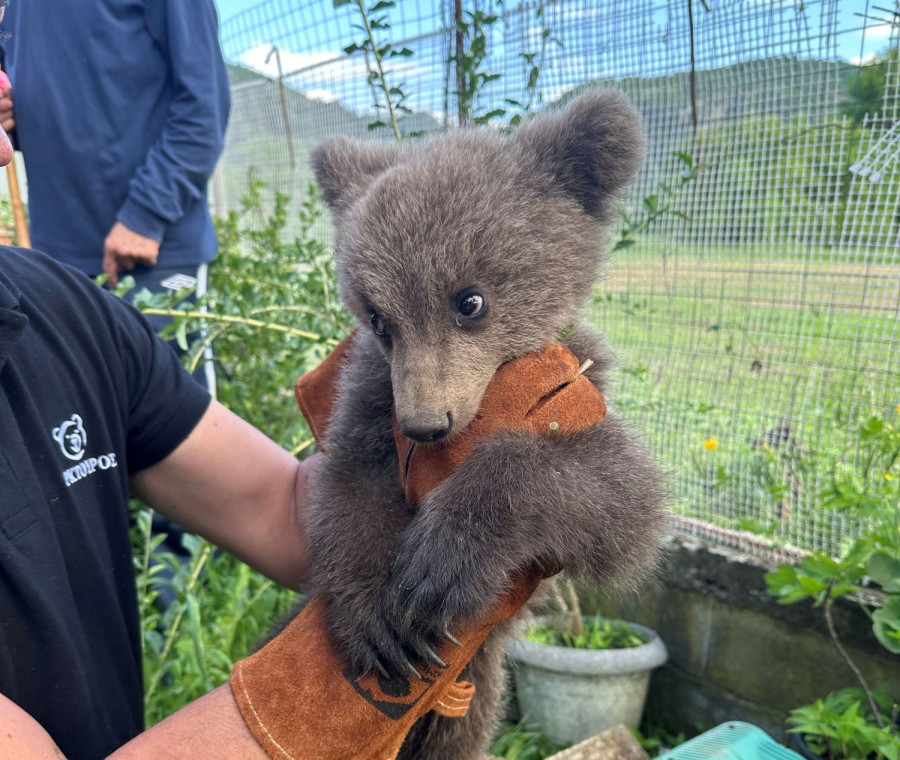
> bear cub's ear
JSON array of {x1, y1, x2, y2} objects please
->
[
  {"x1": 310, "y1": 137, "x2": 400, "y2": 212},
  {"x1": 514, "y1": 90, "x2": 645, "y2": 220}
]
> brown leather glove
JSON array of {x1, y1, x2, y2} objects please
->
[{"x1": 230, "y1": 333, "x2": 607, "y2": 760}]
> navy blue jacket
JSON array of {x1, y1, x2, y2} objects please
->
[{"x1": 0, "y1": 0, "x2": 231, "y2": 274}]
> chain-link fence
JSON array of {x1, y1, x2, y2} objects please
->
[{"x1": 218, "y1": 0, "x2": 900, "y2": 560}]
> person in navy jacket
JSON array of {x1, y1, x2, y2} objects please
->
[{"x1": 0, "y1": 0, "x2": 230, "y2": 290}]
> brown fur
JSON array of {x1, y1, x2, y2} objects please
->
[{"x1": 304, "y1": 91, "x2": 666, "y2": 759}]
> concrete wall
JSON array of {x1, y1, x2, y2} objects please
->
[{"x1": 588, "y1": 533, "x2": 900, "y2": 742}]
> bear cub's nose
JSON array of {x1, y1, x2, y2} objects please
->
[{"x1": 401, "y1": 412, "x2": 452, "y2": 443}]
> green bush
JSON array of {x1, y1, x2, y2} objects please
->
[
  {"x1": 132, "y1": 509, "x2": 299, "y2": 726},
  {"x1": 788, "y1": 687, "x2": 900, "y2": 760},
  {"x1": 125, "y1": 181, "x2": 352, "y2": 725},
  {"x1": 131, "y1": 180, "x2": 352, "y2": 450},
  {"x1": 766, "y1": 409, "x2": 900, "y2": 758},
  {"x1": 491, "y1": 720, "x2": 567, "y2": 759}
]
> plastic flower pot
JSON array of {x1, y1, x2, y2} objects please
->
[
  {"x1": 790, "y1": 733, "x2": 821, "y2": 760},
  {"x1": 507, "y1": 619, "x2": 668, "y2": 746}
]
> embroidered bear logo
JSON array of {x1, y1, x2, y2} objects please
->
[{"x1": 52, "y1": 414, "x2": 87, "y2": 461}]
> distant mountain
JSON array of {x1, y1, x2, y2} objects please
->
[
  {"x1": 219, "y1": 55, "x2": 866, "y2": 211},
  {"x1": 225, "y1": 64, "x2": 440, "y2": 142},
  {"x1": 562, "y1": 56, "x2": 859, "y2": 134},
  {"x1": 221, "y1": 63, "x2": 441, "y2": 209}
]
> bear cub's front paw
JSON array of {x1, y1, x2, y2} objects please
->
[
  {"x1": 387, "y1": 517, "x2": 508, "y2": 644},
  {"x1": 327, "y1": 587, "x2": 454, "y2": 681}
]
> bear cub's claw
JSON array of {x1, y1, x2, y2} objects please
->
[
  {"x1": 385, "y1": 513, "x2": 509, "y2": 646},
  {"x1": 330, "y1": 589, "x2": 454, "y2": 681}
]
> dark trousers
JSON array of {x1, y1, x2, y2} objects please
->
[{"x1": 123, "y1": 263, "x2": 216, "y2": 395}]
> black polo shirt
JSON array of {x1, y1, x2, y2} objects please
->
[{"x1": 0, "y1": 248, "x2": 210, "y2": 759}]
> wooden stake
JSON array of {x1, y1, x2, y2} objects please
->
[{"x1": 6, "y1": 156, "x2": 29, "y2": 248}]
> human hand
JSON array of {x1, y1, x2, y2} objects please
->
[
  {"x1": 103, "y1": 222, "x2": 161, "y2": 286},
  {"x1": 0, "y1": 71, "x2": 14, "y2": 133}
]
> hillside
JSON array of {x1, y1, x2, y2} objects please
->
[
  {"x1": 220, "y1": 55, "x2": 868, "y2": 209},
  {"x1": 221, "y1": 63, "x2": 442, "y2": 207},
  {"x1": 562, "y1": 56, "x2": 859, "y2": 133}
]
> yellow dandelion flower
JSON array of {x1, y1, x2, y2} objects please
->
[
  {"x1": 703, "y1": 438, "x2": 719, "y2": 451},
  {"x1": 886, "y1": 472, "x2": 895, "y2": 482},
  {"x1": 896, "y1": 403, "x2": 900, "y2": 416}
]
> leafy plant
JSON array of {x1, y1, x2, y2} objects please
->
[
  {"x1": 614, "y1": 150, "x2": 707, "y2": 253},
  {"x1": 337, "y1": 0, "x2": 560, "y2": 132},
  {"x1": 491, "y1": 719, "x2": 567, "y2": 760},
  {"x1": 132, "y1": 509, "x2": 299, "y2": 726},
  {"x1": 122, "y1": 181, "x2": 352, "y2": 724},
  {"x1": 765, "y1": 412, "x2": 900, "y2": 648},
  {"x1": 633, "y1": 720, "x2": 688, "y2": 757},
  {"x1": 523, "y1": 565, "x2": 650, "y2": 650},
  {"x1": 788, "y1": 688, "x2": 900, "y2": 760},
  {"x1": 335, "y1": 0, "x2": 414, "y2": 139},
  {"x1": 526, "y1": 614, "x2": 648, "y2": 650},
  {"x1": 129, "y1": 181, "x2": 351, "y2": 451},
  {"x1": 451, "y1": 4, "x2": 505, "y2": 125},
  {"x1": 505, "y1": 0, "x2": 562, "y2": 126},
  {"x1": 766, "y1": 409, "x2": 900, "y2": 754}
]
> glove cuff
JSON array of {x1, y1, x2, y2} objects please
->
[{"x1": 230, "y1": 573, "x2": 539, "y2": 760}]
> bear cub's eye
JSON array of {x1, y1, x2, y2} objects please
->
[
  {"x1": 370, "y1": 311, "x2": 387, "y2": 338},
  {"x1": 457, "y1": 290, "x2": 487, "y2": 320}
]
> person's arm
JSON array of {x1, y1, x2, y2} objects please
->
[
  {"x1": 104, "y1": 0, "x2": 230, "y2": 281},
  {"x1": 107, "y1": 686, "x2": 268, "y2": 759},
  {"x1": 131, "y1": 400, "x2": 317, "y2": 591},
  {"x1": 0, "y1": 693, "x2": 65, "y2": 760},
  {"x1": 118, "y1": 0, "x2": 229, "y2": 239},
  {"x1": 0, "y1": 686, "x2": 270, "y2": 760}
]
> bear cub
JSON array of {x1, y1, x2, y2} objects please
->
[{"x1": 306, "y1": 91, "x2": 666, "y2": 759}]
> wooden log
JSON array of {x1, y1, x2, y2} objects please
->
[{"x1": 546, "y1": 724, "x2": 651, "y2": 760}]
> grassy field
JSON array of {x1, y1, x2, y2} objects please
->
[{"x1": 590, "y1": 242, "x2": 900, "y2": 555}]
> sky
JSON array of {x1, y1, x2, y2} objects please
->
[
  {"x1": 216, "y1": 0, "x2": 263, "y2": 24},
  {"x1": 215, "y1": 0, "x2": 897, "y2": 68},
  {"x1": 213, "y1": 0, "x2": 897, "y2": 117}
]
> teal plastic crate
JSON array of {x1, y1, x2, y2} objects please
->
[{"x1": 656, "y1": 721, "x2": 804, "y2": 759}]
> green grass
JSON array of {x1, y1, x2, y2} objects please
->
[{"x1": 591, "y1": 242, "x2": 900, "y2": 555}]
